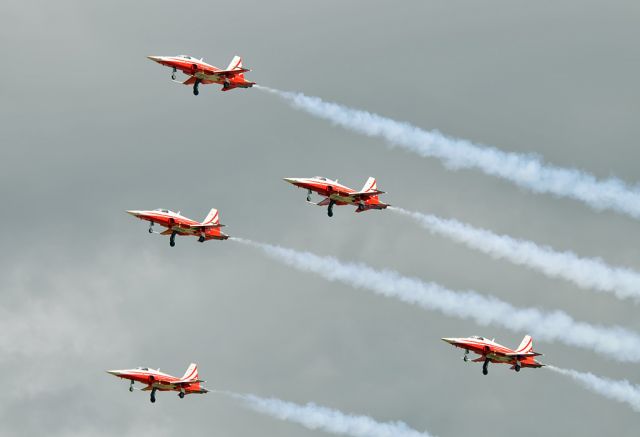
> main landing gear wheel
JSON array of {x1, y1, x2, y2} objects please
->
[
  {"x1": 515, "y1": 362, "x2": 521, "y2": 372},
  {"x1": 150, "y1": 389, "x2": 157, "y2": 403},
  {"x1": 193, "y1": 79, "x2": 201, "y2": 96},
  {"x1": 178, "y1": 392, "x2": 185, "y2": 399},
  {"x1": 482, "y1": 359, "x2": 489, "y2": 375},
  {"x1": 328, "y1": 200, "x2": 335, "y2": 217},
  {"x1": 170, "y1": 231, "x2": 177, "y2": 247},
  {"x1": 198, "y1": 235, "x2": 205, "y2": 243}
]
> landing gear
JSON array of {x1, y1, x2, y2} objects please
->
[
  {"x1": 178, "y1": 391, "x2": 185, "y2": 399},
  {"x1": 150, "y1": 388, "x2": 157, "y2": 403},
  {"x1": 193, "y1": 79, "x2": 201, "y2": 96},
  {"x1": 148, "y1": 223, "x2": 154, "y2": 234},
  {"x1": 482, "y1": 359, "x2": 489, "y2": 375},
  {"x1": 171, "y1": 67, "x2": 176, "y2": 80},
  {"x1": 515, "y1": 362, "x2": 521, "y2": 372},
  {"x1": 357, "y1": 203, "x2": 365, "y2": 212},
  {"x1": 129, "y1": 380, "x2": 134, "y2": 392},
  {"x1": 170, "y1": 231, "x2": 177, "y2": 247},
  {"x1": 328, "y1": 200, "x2": 335, "y2": 217},
  {"x1": 306, "y1": 189, "x2": 312, "y2": 202},
  {"x1": 198, "y1": 235, "x2": 205, "y2": 243},
  {"x1": 462, "y1": 349, "x2": 469, "y2": 362}
]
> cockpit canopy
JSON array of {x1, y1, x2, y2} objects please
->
[
  {"x1": 153, "y1": 208, "x2": 172, "y2": 214},
  {"x1": 178, "y1": 55, "x2": 193, "y2": 60},
  {"x1": 314, "y1": 176, "x2": 333, "y2": 182},
  {"x1": 470, "y1": 336, "x2": 487, "y2": 340},
  {"x1": 137, "y1": 367, "x2": 149, "y2": 371}
]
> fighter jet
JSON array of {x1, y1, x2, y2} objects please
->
[
  {"x1": 147, "y1": 54, "x2": 255, "y2": 95},
  {"x1": 126, "y1": 208, "x2": 228, "y2": 247},
  {"x1": 442, "y1": 335, "x2": 544, "y2": 375},
  {"x1": 107, "y1": 363, "x2": 208, "y2": 403},
  {"x1": 283, "y1": 176, "x2": 389, "y2": 217}
]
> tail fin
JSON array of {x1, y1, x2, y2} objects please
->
[
  {"x1": 516, "y1": 335, "x2": 533, "y2": 353},
  {"x1": 202, "y1": 208, "x2": 220, "y2": 226},
  {"x1": 226, "y1": 55, "x2": 243, "y2": 71},
  {"x1": 361, "y1": 177, "x2": 377, "y2": 193},
  {"x1": 181, "y1": 363, "x2": 199, "y2": 381}
]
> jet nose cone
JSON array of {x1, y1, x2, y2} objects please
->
[
  {"x1": 106, "y1": 370, "x2": 122, "y2": 376},
  {"x1": 283, "y1": 177, "x2": 300, "y2": 185},
  {"x1": 441, "y1": 338, "x2": 457, "y2": 345},
  {"x1": 147, "y1": 55, "x2": 162, "y2": 63},
  {"x1": 126, "y1": 210, "x2": 140, "y2": 217}
]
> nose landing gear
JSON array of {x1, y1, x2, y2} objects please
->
[
  {"x1": 462, "y1": 349, "x2": 469, "y2": 362},
  {"x1": 306, "y1": 189, "x2": 311, "y2": 202},
  {"x1": 171, "y1": 67, "x2": 176, "y2": 80}
]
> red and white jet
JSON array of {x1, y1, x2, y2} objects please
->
[
  {"x1": 126, "y1": 208, "x2": 228, "y2": 247},
  {"x1": 283, "y1": 176, "x2": 389, "y2": 217},
  {"x1": 107, "y1": 363, "x2": 208, "y2": 403},
  {"x1": 147, "y1": 54, "x2": 254, "y2": 95},
  {"x1": 442, "y1": 335, "x2": 544, "y2": 375}
]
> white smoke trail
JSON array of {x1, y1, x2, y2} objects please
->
[
  {"x1": 547, "y1": 366, "x2": 640, "y2": 412},
  {"x1": 232, "y1": 237, "x2": 640, "y2": 362},
  {"x1": 217, "y1": 391, "x2": 434, "y2": 437},
  {"x1": 389, "y1": 206, "x2": 640, "y2": 302},
  {"x1": 256, "y1": 85, "x2": 640, "y2": 219}
]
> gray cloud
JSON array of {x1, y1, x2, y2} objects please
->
[{"x1": 2, "y1": 1, "x2": 640, "y2": 436}]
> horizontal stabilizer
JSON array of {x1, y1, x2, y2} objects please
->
[{"x1": 310, "y1": 198, "x2": 332, "y2": 207}]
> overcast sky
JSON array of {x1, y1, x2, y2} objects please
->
[{"x1": 1, "y1": 1, "x2": 639, "y2": 435}]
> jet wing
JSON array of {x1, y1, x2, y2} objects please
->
[
  {"x1": 214, "y1": 68, "x2": 251, "y2": 77},
  {"x1": 169, "y1": 379, "x2": 206, "y2": 386},
  {"x1": 184, "y1": 223, "x2": 225, "y2": 229},
  {"x1": 504, "y1": 352, "x2": 543, "y2": 357},
  {"x1": 344, "y1": 190, "x2": 386, "y2": 200}
]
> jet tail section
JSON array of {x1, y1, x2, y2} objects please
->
[
  {"x1": 226, "y1": 55, "x2": 243, "y2": 71},
  {"x1": 516, "y1": 335, "x2": 533, "y2": 354},
  {"x1": 202, "y1": 208, "x2": 220, "y2": 226},
  {"x1": 361, "y1": 177, "x2": 378, "y2": 193},
  {"x1": 181, "y1": 363, "x2": 199, "y2": 382}
]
